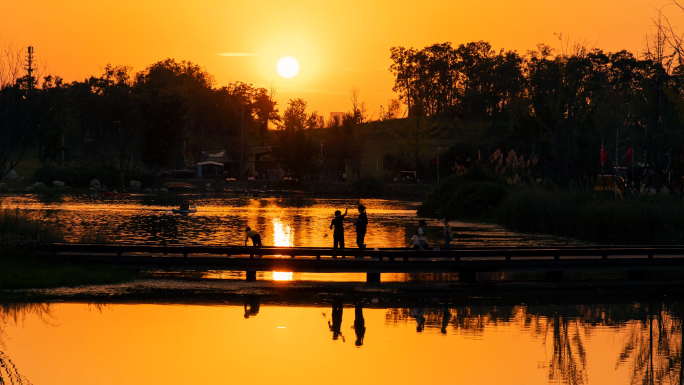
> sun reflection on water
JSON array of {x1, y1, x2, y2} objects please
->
[
  {"x1": 272, "y1": 218, "x2": 293, "y2": 247},
  {"x1": 272, "y1": 272, "x2": 294, "y2": 281}
]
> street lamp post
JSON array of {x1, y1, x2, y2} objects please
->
[{"x1": 320, "y1": 139, "x2": 323, "y2": 182}]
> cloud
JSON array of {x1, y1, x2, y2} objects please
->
[
  {"x1": 217, "y1": 52, "x2": 257, "y2": 57},
  {"x1": 278, "y1": 88, "x2": 348, "y2": 95}
]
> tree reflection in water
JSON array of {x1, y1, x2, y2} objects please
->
[
  {"x1": 0, "y1": 303, "x2": 53, "y2": 385},
  {"x1": 616, "y1": 303, "x2": 683, "y2": 385},
  {"x1": 386, "y1": 303, "x2": 684, "y2": 385}
]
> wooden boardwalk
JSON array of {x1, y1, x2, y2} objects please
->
[{"x1": 34, "y1": 243, "x2": 684, "y2": 282}]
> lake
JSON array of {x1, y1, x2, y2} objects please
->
[{"x1": 2, "y1": 193, "x2": 678, "y2": 385}]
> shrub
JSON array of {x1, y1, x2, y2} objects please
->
[
  {"x1": 497, "y1": 188, "x2": 684, "y2": 245},
  {"x1": 418, "y1": 173, "x2": 508, "y2": 218}
]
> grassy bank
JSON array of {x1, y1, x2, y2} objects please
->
[
  {"x1": 0, "y1": 207, "x2": 138, "y2": 290},
  {"x1": 0, "y1": 258, "x2": 138, "y2": 290},
  {"x1": 419, "y1": 176, "x2": 684, "y2": 245},
  {"x1": 497, "y1": 189, "x2": 684, "y2": 245}
]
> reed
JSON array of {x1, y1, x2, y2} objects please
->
[
  {"x1": 0, "y1": 208, "x2": 62, "y2": 258},
  {"x1": 497, "y1": 189, "x2": 684, "y2": 245},
  {"x1": 0, "y1": 207, "x2": 136, "y2": 290}
]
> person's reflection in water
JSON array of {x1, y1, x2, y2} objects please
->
[
  {"x1": 353, "y1": 302, "x2": 366, "y2": 346},
  {"x1": 441, "y1": 307, "x2": 451, "y2": 334},
  {"x1": 328, "y1": 299, "x2": 344, "y2": 341},
  {"x1": 410, "y1": 307, "x2": 425, "y2": 332},
  {"x1": 243, "y1": 296, "x2": 260, "y2": 318}
]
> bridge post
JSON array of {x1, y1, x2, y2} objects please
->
[
  {"x1": 459, "y1": 269, "x2": 477, "y2": 283},
  {"x1": 366, "y1": 272, "x2": 381, "y2": 283},
  {"x1": 246, "y1": 271, "x2": 257, "y2": 281}
]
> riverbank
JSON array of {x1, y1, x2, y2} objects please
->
[
  {"x1": 0, "y1": 207, "x2": 140, "y2": 291},
  {"x1": 419, "y1": 176, "x2": 684, "y2": 245},
  {"x1": 3, "y1": 275, "x2": 684, "y2": 304}
]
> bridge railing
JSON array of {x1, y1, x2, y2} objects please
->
[{"x1": 32, "y1": 242, "x2": 684, "y2": 262}]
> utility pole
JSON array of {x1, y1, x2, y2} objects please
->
[{"x1": 25, "y1": 46, "x2": 35, "y2": 93}]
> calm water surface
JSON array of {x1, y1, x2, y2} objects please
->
[
  {"x1": 4, "y1": 193, "x2": 658, "y2": 385},
  {"x1": 0, "y1": 193, "x2": 584, "y2": 248},
  {"x1": 1, "y1": 298, "x2": 681, "y2": 385}
]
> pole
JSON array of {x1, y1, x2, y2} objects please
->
[
  {"x1": 615, "y1": 128, "x2": 619, "y2": 198},
  {"x1": 320, "y1": 139, "x2": 323, "y2": 182},
  {"x1": 240, "y1": 103, "x2": 244, "y2": 179},
  {"x1": 601, "y1": 138, "x2": 604, "y2": 176},
  {"x1": 437, "y1": 142, "x2": 440, "y2": 184}
]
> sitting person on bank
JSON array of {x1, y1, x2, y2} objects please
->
[
  {"x1": 417, "y1": 219, "x2": 429, "y2": 250},
  {"x1": 411, "y1": 231, "x2": 421, "y2": 250},
  {"x1": 244, "y1": 227, "x2": 262, "y2": 247}
]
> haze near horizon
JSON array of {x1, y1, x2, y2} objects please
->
[{"x1": 2, "y1": 0, "x2": 681, "y2": 118}]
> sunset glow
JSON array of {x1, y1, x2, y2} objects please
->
[{"x1": 1, "y1": 0, "x2": 680, "y2": 116}]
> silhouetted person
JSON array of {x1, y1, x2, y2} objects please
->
[
  {"x1": 330, "y1": 208, "x2": 348, "y2": 249},
  {"x1": 353, "y1": 302, "x2": 366, "y2": 346},
  {"x1": 417, "y1": 220, "x2": 428, "y2": 250},
  {"x1": 244, "y1": 296, "x2": 260, "y2": 318},
  {"x1": 244, "y1": 227, "x2": 262, "y2": 247},
  {"x1": 329, "y1": 299, "x2": 344, "y2": 341},
  {"x1": 354, "y1": 205, "x2": 368, "y2": 249},
  {"x1": 441, "y1": 307, "x2": 451, "y2": 334},
  {"x1": 443, "y1": 217, "x2": 452, "y2": 250},
  {"x1": 410, "y1": 307, "x2": 425, "y2": 332},
  {"x1": 411, "y1": 230, "x2": 421, "y2": 250}
]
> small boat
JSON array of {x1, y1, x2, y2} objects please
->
[
  {"x1": 172, "y1": 207, "x2": 197, "y2": 213},
  {"x1": 164, "y1": 182, "x2": 197, "y2": 190}
]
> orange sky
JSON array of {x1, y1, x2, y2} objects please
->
[{"x1": 2, "y1": 0, "x2": 682, "y2": 118}]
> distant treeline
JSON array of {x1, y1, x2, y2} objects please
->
[
  {"x1": 0, "y1": 56, "x2": 371, "y2": 181},
  {"x1": 389, "y1": 41, "x2": 684, "y2": 188},
  {"x1": 2, "y1": 40, "x2": 684, "y2": 189}
]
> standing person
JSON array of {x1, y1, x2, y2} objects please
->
[
  {"x1": 417, "y1": 219, "x2": 428, "y2": 250},
  {"x1": 354, "y1": 204, "x2": 368, "y2": 249},
  {"x1": 330, "y1": 208, "x2": 348, "y2": 249},
  {"x1": 244, "y1": 227, "x2": 262, "y2": 247},
  {"x1": 353, "y1": 302, "x2": 366, "y2": 346},
  {"x1": 329, "y1": 299, "x2": 344, "y2": 341},
  {"x1": 443, "y1": 217, "x2": 453, "y2": 250}
]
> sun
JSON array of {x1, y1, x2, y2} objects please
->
[{"x1": 277, "y1": 56, "x2": 299, "y2": 78}]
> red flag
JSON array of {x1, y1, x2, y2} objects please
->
[
  {"x1": 600, "y1": 146, "x2": 607, "y2": 165},
  {"x1": 621, "y1": 147, "x2": 632, "y2": 165}
]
